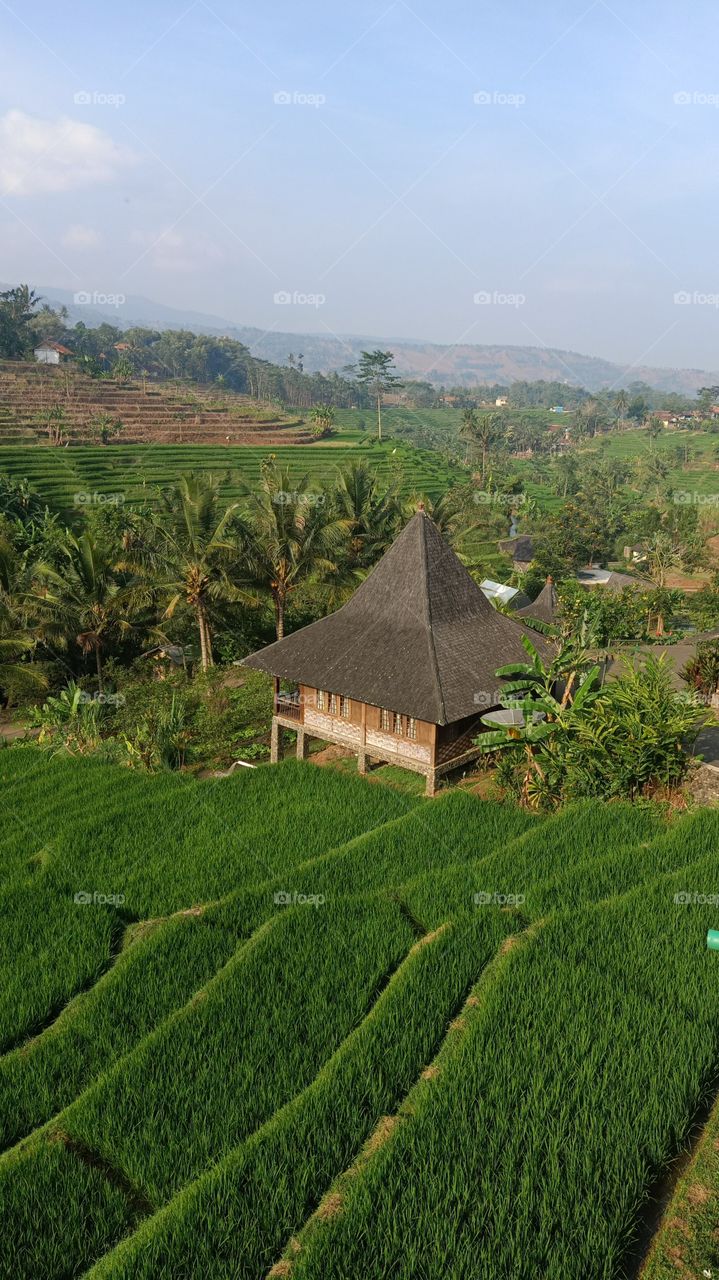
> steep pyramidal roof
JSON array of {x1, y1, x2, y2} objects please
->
[
  {"x1": 516, "y1": 578, "x2": 558, "y2": 626},
  {"x1": 243, "y1": 511, "x2": 550, "y2": 725}
]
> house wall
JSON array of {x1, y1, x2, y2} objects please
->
[
  {"x1": 34, "y1": 348, "x2": 60, "y2": 365},
  {"x1": 299, "y1": 686, "x2": 435, "y2": 763}
]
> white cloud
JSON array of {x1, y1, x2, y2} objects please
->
[
  {"x1": 129, "y1": 227, "x2": 223, "y2": 273},
  {"x1": 62, "y1": 223, "x2": 102, "y2": 248},
  {"x1": 0, "y1": 109, "x2": 135, "y2": 197}
]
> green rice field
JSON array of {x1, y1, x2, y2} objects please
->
[
  {"x1": 3, "y1": 746, "x2": 719, "y2": 1277},
  {"x1": 0, "y1": 439, "x2": 462, "y2": 509}
]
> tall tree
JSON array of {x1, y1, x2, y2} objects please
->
[
  {"x1": 30, "y1": 530, "x2": 130, "y2": 690},
  {"x1": 148, "y1": 474, "x2": 241, "y2": 670},
  {"x1": 354, "y1": 350, "x2": 403, "y2": 442},
  {"x1": 235, "y1": 462, "x2": 350, "y2": 639},
  {"x1": 460, "y1": 411, "x2": 503, "y2": 485}
]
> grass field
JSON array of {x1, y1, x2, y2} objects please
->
[
  {"x1": 3, "y1": 746, "x2": 719, "y2": 1278},
  {"x1": 0, "y1": 438, "x2": 463, "y2": 509}
]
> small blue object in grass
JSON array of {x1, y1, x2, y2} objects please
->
[{"x1": 707, "y1": 929, "x2": 719, "y2": 951}]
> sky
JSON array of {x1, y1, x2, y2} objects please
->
[{"x1": 1, "y1": 0, "x2": 719, "y2": 370}]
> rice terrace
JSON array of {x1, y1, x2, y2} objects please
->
[{"x1": 7, "y1": 1, "x2": 719, "y2": 1276}]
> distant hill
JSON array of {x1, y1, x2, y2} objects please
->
[{"x1": 30, "y1": 285, "x2": 719, "y2": 395}]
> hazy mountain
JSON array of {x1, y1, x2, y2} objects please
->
[{"x1": 31, "y1": 286, "x2": 719, "y2": 395}]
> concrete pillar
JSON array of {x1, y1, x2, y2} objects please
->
[
  {"x1": 270, "y1": 718, "x2": 281, "y2": 764},
  {"x1": 357, "y1": 750, "x2": 367, "y2": 775},
  {"x1": 296, "y1": 727, "x2": 309, "y2": 760},
  {"x1": 425, "y1": 769, "x2": 437, "y2": 798}
]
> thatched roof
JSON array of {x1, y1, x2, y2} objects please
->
[
  {"x1": 498, "y1": 534, "x2": 535, "y2": 562},
  {"x1": 243, "y1": 511, "x2": 550, "y2": 725},
  {"x1": 516, "y1": 579, "x2": 558, "y2": 626}
]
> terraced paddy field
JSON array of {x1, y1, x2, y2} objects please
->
[
  {"x1": 0, "y1": 440, "x2": 462, "y2": 510},
  {"x1": 4, "y1": 746, "x2": 719, "y2": 1278}
]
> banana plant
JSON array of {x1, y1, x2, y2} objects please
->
[{"x1": 475, "y1": 636, "x2": 601, "y2": 807}]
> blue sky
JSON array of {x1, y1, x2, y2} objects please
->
[{"x1": 1, "y1": 0, "x2": 719, "y2": 369}]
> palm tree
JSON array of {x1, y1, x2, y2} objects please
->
[
  {"x1": 646, "y1": 416, "x2": 663, "y2": 451},
  {"x1": 553, "y1": 453, "x2": 579, "y2": 499},
  {"x1": 411, "y1": 487, "x2": 479, "y2": 554},
  {"x1": 460, "y1": 411, "x2": 502, "y2": 485},
  {"x1": 30, "y1": 529, "x2": 130, "y2": 690},
  {"x1": 334, "y1": 460, "x2": 405, "y2": 570},
  {"x1": 146, "y1": 474, "x2": 242, "y2": 671},
  {"x1": 0, "y1": 530, "x2": 47, "y2": 702},
  {"x1": 235, "y1": 462, "x2": 350, "y2": 640},
  {"x1": 614, "y1": 389, "x2": 629, "y2": 424}
]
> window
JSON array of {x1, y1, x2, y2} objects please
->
[
  {"x1": 340, "y1": 696, "x2": 351, "y2": 718},
  {"x1": 394, "y1": 712, "x2": 404, "y2": 735},
  {"x1": 407, "y1": 717, "x2": 417, "y2": 740},
  {"x1": 316, "y1": 689, "x2": 325, "y2": 711},
  {"x1": 329, "y1": 693, "x2": 338, "y2": 716},
  {"x1": 380, "y1": 708, "x2": 390, "y2": 732}
]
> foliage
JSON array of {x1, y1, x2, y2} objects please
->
[
  {"x1": 682, "y1": 639, "x2": 719, "y2": 699},
  {"x1": 477, "y1": 638, "x2": 704, "y2": 807}
]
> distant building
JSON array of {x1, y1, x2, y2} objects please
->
[
  {"x1": 515, "y1": 577, "x2": 558, "y2": 627},
  {"x1": 623, "y1": 543, "x2": 648, "y2": 565},
  {"x1": 550, "y1": 405, "x2": 565, "y2": 413},
  {"x1": 243, "y1": 511, "x2": 549, "y2": 795},
  {"x1": 34, "y1": 341, "x2": 72, "y2": 365},
  {"x1": 577, "y1": 567, "x2": 651, "y2": 593},
  {"x1": 479, "y1": 579, "x2": 531, "y2": 610},
  {"x1": 498, "y1": 534, "x2": 535, "y2": 572},
  {"x1": 495, "y1": 396, "x2": 509, "y2": 407}
]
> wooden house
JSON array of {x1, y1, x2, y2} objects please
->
[{"x1": 243, "y1": 510, "x2": 550, "y2": 795}]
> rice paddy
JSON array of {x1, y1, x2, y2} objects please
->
[
  {"x1": 3, "y1": 747, "x2": 719, "y2": 1278},
  {"x1": 0, "y1": 438, "x2": 461, "y2": 509}
]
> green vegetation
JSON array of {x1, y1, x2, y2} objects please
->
[{"x1": 3, "y1": 748, "x2": 719, "y2": 1278}]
